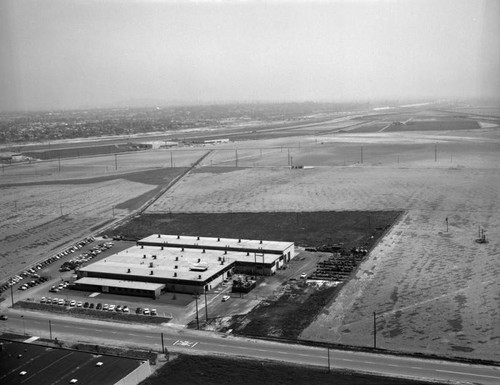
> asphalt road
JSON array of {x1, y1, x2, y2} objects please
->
[{"x1": 2, "y1": 310, "x2": 499, "y2": 385}]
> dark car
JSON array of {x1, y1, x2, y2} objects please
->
[
  {"x1": 89, "y1": 303, "x2": 95, "y2": 309},
  {"x1": 135, "y1": 307, "x2": 142, "y2": 314},
  {"x1": 96, "y1": 303, "x2": 102, "y2": 310},
  {"x1": 83, "y1": 302, "x2": 90, "y2": 308},
  {"x1": 0, "y1": 315, "x2": 8, "y2": 320}
]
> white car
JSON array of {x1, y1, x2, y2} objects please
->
[
  {"x1": 77, "y1": 301, "x2": 83, "y2": 307},
  {"x1": 70, "y1": 300, "x2": 76, "y2": 307},
  {"x1": 222, "y1": 295, "x2": 230, "y2": 302},
  {"x1": 143, "y1": 308, "x2": 150, "y2": 315},
  {"x1": 108, "y1": 304, "x2": 116, "y2": 311},
  {"x1": 300, "y1": 273, "x2": 307, "y2": 279}
]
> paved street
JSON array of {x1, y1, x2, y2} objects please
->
[{"x1": 1, "y1": 310, "x2": 499, "y2": 385}]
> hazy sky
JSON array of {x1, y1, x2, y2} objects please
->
[{"x1": 1, "y1": 0, "x2": 498, "y2": 112}]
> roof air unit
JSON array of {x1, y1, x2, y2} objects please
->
[
  {"x1": 198, "y1": 258, "x2": 201, "y2": 263},
  {"x1": 174, "y1": 272, "x2": 177, "y2": 277},
  {"x1": 149, "y1": 262, "x2": 153, "y2": 268},
  {"x1": 197, "y1": 236, "x2": 200, "y2": 240},
  {"x1": 150, "y1": 270, "x2": 154, "y2": 275},
  {"x1": 202, "y1": 249, "x2": 205, "y2": 253},
  {"x1": 175, "y1": 256, "x2": 179, "y2": 261},
  {"x1": 175, "y1": 265, "x2": 178, "y2": 269},
  {"x1": 158, "y1": 234, "x2": 161, "y2": 238},
  {"x1": 217, "y1": 237, "x2": 220, "y2": 241},
  {"x1": 143, "y1": 255, "x2": 146, "y2": 259},
  {"x1": 127, "y1": 268, "x2": 131, "y2": 273},
  {"x1": 177, "y1": 235, "x2": 180, "y2": 239},
  {"x1": 198, "y1": 274, "x2": 202, "y2": 279},
  {"x1": 141, "y1": 245, "x2": 144, "y2": 249},
  {"x1": 238, "y1": 239, "x2": 241, "y2": 243}
]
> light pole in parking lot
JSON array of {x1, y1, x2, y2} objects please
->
[
  {"x1": 49, "y1": 320, "x2": 52, "y2": 340},
  {"x1": 21, "y1": 315, "x2": 25, "y2": 335}
]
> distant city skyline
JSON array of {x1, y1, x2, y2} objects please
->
[{"x1": 1, "y1": 0, "x2": 499, "y2": 112}]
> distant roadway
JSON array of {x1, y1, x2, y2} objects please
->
[{"x1": 2, "y1": 311, "x2": 499, "y2": 385}]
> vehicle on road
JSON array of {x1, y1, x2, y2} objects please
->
[
  {"x1": 300, "y1": 273, "x2": 307, "y2": 279},
  {"x1": 222, "y1": 295, "x2": 230, "y2": 302},
  {"x1": 0, "y1": 315, "x2": 8, "y2": 320}
]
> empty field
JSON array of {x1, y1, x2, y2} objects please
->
[{"x1": 144, "y1": 127, "x2": 500, "y2": 362}]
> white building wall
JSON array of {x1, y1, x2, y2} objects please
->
[{"x1": 114, "y1": 360, "x2": 151, "y2": 385}]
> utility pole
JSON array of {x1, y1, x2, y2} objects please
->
[
  {"x1": 60, "y1": 203, "x2": 63, "y2": 217},
  {"x1": 170, "y1": 152, "x2": 173, "y2": 168},
  {"x1": 58, "y1": 156, "x2": 61, "y2": 172},
  {"x1": 327, "y1": 348, "x2": 330, "y2": 373},
  {"x1": 112, "y1": 206, "x2": 115, "y2": 217},
  {"x1": 10, "y1": 279, "x2": 14, "y2": 306},
  {"x1": 361, "y1": 146, "x2": 363, "y2": 164},
  {"x1": 161, "y1": 332, "x2": 165, "y2": 354},
  {"x1": 235, "y1": 150, "x2": 238, "y2": 168},
  {"x1": 434, "y1": 143, "x2": 437, "y2": 162},
  {"x1": 194, "y1": 295, "x2": 200, "y2": 330},
  {"x1": 49, "y1": 320, "x2": 52, "y2": 340},
  {"x1": 204, "y1": 288, "x2": 208, "y2": 321},
  {"x1": 373, "y1": 312, "x2": 377, "y2": 349},
  {"x1": 114, "y1": 154, "x2": 118, "y2": 170},
  {"x1": 446, "y1": 217, "x2": 448, "y2": 232}
]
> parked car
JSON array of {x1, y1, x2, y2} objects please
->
[
  {"x1": 115, "y1": 305, "x2": 122, "y2": 312},
  {"x1": 58, "y1": 299, "x2": 64, "y2": 305},
  {"x1": 40, "y1": 297, "x2": 46, "y2": 303},
  {"x1": 0, "y1": 315, "x2": 8, "y2": 321},
  {"x1": 135, "y1": 307, "x2": 142, "y2": 314},
  {"x1": 103, "y1": 304, "x2": 109, "y2": 311},
  {"x1": 52, "y1": 298, "x2": 59, "y2": 304},
  {"x1": 122, "y1": 306, "x2": 129, "y2": 313},
  {"x1": 108, "y1": 305, "x2": 116, "y2": 312},
  {"x1": 150, "y1": 309, "x2": 157, "y2": 316},
  {"x1": 77, "y1": 301, "x2": 83, "y2": 307},
  {"x1": 96, "y1": 303, "x2": 102, "y2": 310},
  {"x1": 143, "y1": 308, "x2": 150, "y2": 315},
  {"x1": 89, "y1": 303, "x2": 95, "y2": 309},
  {"x1": 70, "y1": 300, "x2": 76, "y2": 307},
  {"x1": 222, "y1": 295, "x2": 230, "y2": 302}
]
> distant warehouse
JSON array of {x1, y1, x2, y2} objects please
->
[{"x1": 74, "y1": 235, "x2": 294, "y2": 297}]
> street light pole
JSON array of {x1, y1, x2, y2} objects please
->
[
  {"x1": 373, "y1": 312, "x2": 377, "y2": 349},
  {"x1": 21, "y1": 315, "x2": 25, "y2": 335},
  {"x1": 49, "y1": 320, "x2": 52, "y2": 340}
]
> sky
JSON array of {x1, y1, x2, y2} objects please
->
[{"x1": 0, "y1": 0, "x2": 499, "y2": 112}]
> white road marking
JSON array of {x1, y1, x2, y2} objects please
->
[{"x1": 434, "y1": 369, "x2": 500, "y2": 379}]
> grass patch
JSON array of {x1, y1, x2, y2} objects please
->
[{"x1": 139, "y1": 354, "x2": 441, "y2": 385}]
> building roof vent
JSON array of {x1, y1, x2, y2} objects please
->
[
  {"x1": 202, "y1": 249, "x2": 205, "y2": 253},
  {"x1": 149, "y1": 262, "x2": 153, "y2": 268},
  {"x1": 260, "y1": 240, "x2": 263, "y2": 244},
  {"x1": 141, "y1": 245, "x2": 144, "y2": 249},
  {"x1": 177, "y1": 235, "x2": 180, "y2": 239},
  {"x1": 161, "y1": 246, "x2": 164, "y2": 250},
  {"x1": 238, "y1": 239, "x2": 241, "y2": 243},
  {"x1": 217, "y1": 237, "x2": 220, "y2": 241},
  {"x1": 174, "y1": 272, "x2": 177, "y2": 277},
  {"x1": 143, "y1": 255, "x2": 146, "y2": 259},
  {"x1": 198, "y1": 258, "x2": 201, "y2": 263},
  {"x1": 150, "y1": 270, "x2": 154, "y2": 275},
  {"x1": 246, "y1": 252, "x2": 249, "y2": 256},
  {"x1": 175, "y1": 256, "x2": 179, "y2": 261},
  {"x1": 127, "y1": 268, "x2": 131, "y2": 273},
  {"x1": 174, "y1": 265, "x2": 178, "y2": 269},
  {"x1": 158, "y1": 234, "x2": 161, "y2": 238},
  {"x1": 198, "y1": 274, "x2": 202, "y2": 279}
]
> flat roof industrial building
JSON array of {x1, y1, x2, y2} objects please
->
[
  {"x1": 0, "y1": 340, "x2": 151, "y2": 385},
  {"x1": 75, "y1": 235, "x2": 294, "y2": 296}
]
